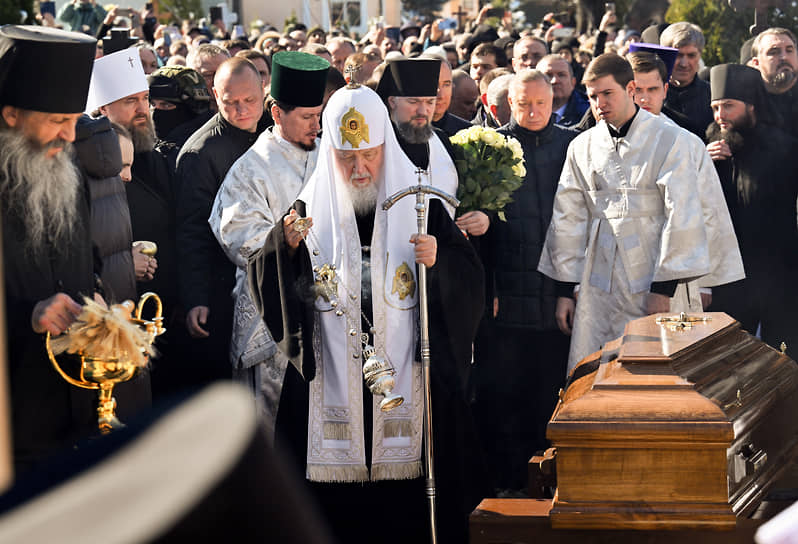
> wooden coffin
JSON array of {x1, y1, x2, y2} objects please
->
[{"x1": 547, "y1": 312, "x2": 798, "y2": 530}]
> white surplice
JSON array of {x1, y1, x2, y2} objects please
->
[
  {"x1": 538, "y1": 108, "x2": 744, "y2": 373},
  {"x1": 209, "y1": 125, "x2": 319, "y2": 440}
]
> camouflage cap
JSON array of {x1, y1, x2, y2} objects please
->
[{"x1": 147, "y1": 65, "x2": 211, "y2": 114}]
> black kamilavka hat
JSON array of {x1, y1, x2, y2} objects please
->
[
  {"x1": 710, "y1": 63, "x2": 763, "y2": 107},
  {"x1": 376, "y1": 58, "x2": 440, "y2": 101},
  {"x1": 0, "y1": 25, "x2": 96, "y2": 114},
  {"x1": 270, "y1": 51, "x2": 330, "y2": 107},
  {"x1": 102, "y1": 28, "x2": 138, "y2": 56}
]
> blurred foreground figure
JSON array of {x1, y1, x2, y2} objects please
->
[{"x1": 0, "y1": 384, "x2": 334, "y2": 544}]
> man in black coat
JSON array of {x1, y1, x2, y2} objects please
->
[
  {"x1": 706, "y1": 63, "x2": 798, "y2": 351},
  {"x1": 481, "y1": 70, "x2": 575, "y2": 493},
  {"x1": 73, "y1": 115, "x2": 152, "y2": 419},
  {"x1": 0, "y1": 26, "x2": 99, "y2": 473},
  {"x1": 427, "y1": 52, "x2": 472, "y2": 137},
  {"x1": 536, "y1": 55, "x2": 589, "y2": 128},
  {"x1": 660, "y1": 22, "x2": 713, "y2": 135},
  {"x1": 175, "y1": 57, "x2": 270, "y2": 386},
  {"x1": 750, "y1": 27, "x2": 798, "y2": 139},
  {"x1": 147, "y1": 65, "x2": 214, "y2": 172}
]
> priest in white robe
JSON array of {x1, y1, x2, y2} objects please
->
[{"x1": 209, "y1": 51, "x2": 330, "y2": 439}]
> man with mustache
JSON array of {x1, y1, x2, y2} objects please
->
[
  {"x1": 88, "y1": 46, "x2": 179, "y2": 399},
  {"x1": 750, "y1": 27, "x2": 798, "y2": 139},
  {"x1": 247, "y1": 83, "x2": 487, "y2": 544},
  {"x1": 377, "y1": 57, "x2": 489, "y2": 237},
  {"x1": 706, "y1": 63, "x2": 798, "y2": 352},
  {"x1": 208, "y1": 51, "x2": 329, "y2": 437},
  {"x1": 539, "y1": 54, "x2": 743, "y2": 374},
  {"x1": 0, "y1": 26, "x2": 100, "y2": 472}
]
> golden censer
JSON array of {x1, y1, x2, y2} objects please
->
[{"x1": 45, "y1": 292, "x2": 165, "y2": 434}]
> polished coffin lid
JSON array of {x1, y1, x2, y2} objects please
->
[{"x1": 547, "y1": 312, "x2": 798, "y2": 530}]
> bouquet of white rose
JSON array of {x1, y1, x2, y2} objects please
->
[{"x1": 449, "y1": 125, "x2": 526, "y2": 221}]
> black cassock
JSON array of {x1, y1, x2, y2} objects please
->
[
  {"x1": 3, "y1": 177, "x2": 155, "y2": 474},
  {"x1": 248, "y1": 198, "x2": 490, "y2": 544},
  {"x1": 707, "y1": 121, "x2": 798, "y2": 351},
  {"x1": 3, "y1": 183, "x2": 95, "y2": 474}
]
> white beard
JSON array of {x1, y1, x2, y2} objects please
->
[
  {"x1": 346, "y1": 177, "x2": 379, "y2": 215},
  {"x1": 0, "y1": 128, "x2": 81, "y2": 251}
]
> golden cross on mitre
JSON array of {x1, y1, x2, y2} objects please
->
[{"x1": 344, "y1": 64, "x2": 361, "y2": 88}]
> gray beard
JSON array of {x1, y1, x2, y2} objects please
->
[
  {"x1": 0, "y1": 128, "x2": 80, "y2": 251},
  {"x1": 395, "y1": 120, "x2": 434, "y2": 144},
  {"x1": 346, "y1": 179, "x2": 379, "y2": 215},
  {"x1": 128, "y1": 116, "x2": 156, "y2": 152}
]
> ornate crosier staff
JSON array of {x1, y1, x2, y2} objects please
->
[{"x1": 382, "y1": 168, "x2": 459, "y2": 544}]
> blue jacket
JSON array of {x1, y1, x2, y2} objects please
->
[{"x1": 557, "y1": 89, "x2": 590, "y2": 128}]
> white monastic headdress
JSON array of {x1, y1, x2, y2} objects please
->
[{"x1": 85, "y1": 47, "x2": 148, "y2": 112}]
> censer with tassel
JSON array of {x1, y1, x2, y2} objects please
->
[{"x1": 45, "y1": 292, "x2": 164, "y2": 434}]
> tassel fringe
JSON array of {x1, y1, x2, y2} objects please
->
[
  {"x1": 307, "y1": 464, "x2": 369, "y2": 483},
  {"x1": 371, "y1": 460, "x2": 423, "y2": 481}
]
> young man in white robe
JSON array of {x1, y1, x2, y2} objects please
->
[
  {"x1": 209, "y1": 51, "x2": 329, "y2": 440},
  {"x1": 626, "y1": 47, "x2": 745, "y2": 319},
  {"x1": 538, "y1": 53, "x2": 744, "y2": 374}
]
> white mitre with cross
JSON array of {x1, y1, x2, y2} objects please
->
[{"x1": 85, "y1": 46, "x2": 148, "y2": 112}]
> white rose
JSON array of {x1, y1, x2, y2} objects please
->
[
  {"x1": 467, "y1": 125, "x2": 483, "y2": 142},
  {"x1": 507, "y1": 137, "x2": 523, "y2": 159},
  {"x1": 482, "y1": 129, "x2": 502, "y2": 147}
]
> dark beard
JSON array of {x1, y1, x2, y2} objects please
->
[
  {"x1": 706, "y1": 121, "x2": 756, "y2": 204},
  {"x1": 767, "y1": 64, "x2": 797, "y2": 92},
  {"x1": 705, "y1": 112, "x2": 753, "y2": 155},
  {"x1": 395, "y1": 120, "x2": 434, "y2": 144},
  {"x1": 297, "y1": 140, "x2": 317, "y2": 151},
  {"x1": 0, "y1": 128, "x2": 80, "y2": 251},
  {"x1": 127, "y1": 115, "x2": 156, "y2": 152}
]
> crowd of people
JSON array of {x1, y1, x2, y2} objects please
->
[{"x1": 2, "y1": 3, "x2": 798, "y2": 541}]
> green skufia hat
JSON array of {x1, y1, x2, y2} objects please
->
[
  {"x1": 0, "y1": 25, "x2": 96, "y2": 114},
  {"x1": 270, "y1": 51, "x2": 330, "y2": 107}
]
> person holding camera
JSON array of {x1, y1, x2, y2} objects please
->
[{"x1": 58, "y1": 0, "x2": 106, "y2": 36}]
